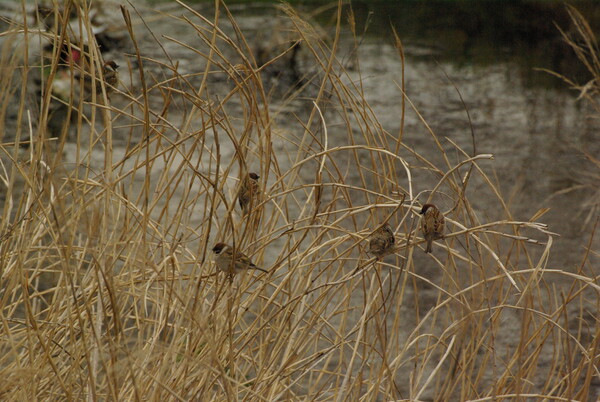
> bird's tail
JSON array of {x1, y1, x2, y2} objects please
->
[{"x1": 425, "y1": 239, "x2": 433, "y2": 253}]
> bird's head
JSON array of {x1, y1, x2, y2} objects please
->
[
  {"x1": 420, "y1": 204, "x2": 435, "y2": 215},
  {"x1": 212, "y1": 242, "x2": 227, "y2": 255},
  {"x1": 104, "y1": 60, "x2": 119, "y2": 71}
]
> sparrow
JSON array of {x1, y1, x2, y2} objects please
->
[
  {"x1": 367, "y1": 223, "x2": 395, "y2": 258},
  {"x1": 420, "y1": 204, "x2": 445, "y2": 253},
  {"x1": 211, "y1": 242, "x2": 267, "y2": 275},
  {"x1": 237, "y1": 172, "x2": 261, "y2": 215},
  {"x1": 101, "y1": 60, "x2": 120, "y2": 92},
  {"x1": 80, "y1": 60, "x2": 119, "y2": 99}
]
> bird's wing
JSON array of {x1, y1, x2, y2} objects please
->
[{"x1": 234, "y1": 253, "x2": 256, "y2": 269}]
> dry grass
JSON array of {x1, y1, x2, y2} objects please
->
[
  {"x1": 0, "y1": 1, "x2": 598, "y2": 400},
  {"x1": 540, "y1": 5, "x2": 600, "y2": 229}
]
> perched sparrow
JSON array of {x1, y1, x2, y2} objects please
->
[
  {"x1": 237, "y1": 172, "x2": 261, "y2": 215},
  {"x1": 101, "y1": 60, "x2": 120, "y2": 92},
  {"x1": 80, "y1": 60, "x2": 119, "y2": 98},
  {"x1": 420, "y1": 204, "x2": 445, "y2": 253},
  {"x1": 212, "y1": 242, "x2": 267, "y2": 274},
  {"x1": 367, "y1": 223, "x2": 395, "y2": 258}
]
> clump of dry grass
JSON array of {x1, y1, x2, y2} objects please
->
[
  {"x1": 0, "y1": 1, "x2": 598, "y2": 400},
  {"x1": 540, "y1": 5, "x2": 600, "y2": 229}
]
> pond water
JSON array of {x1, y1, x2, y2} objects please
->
[{"x1": 330, "y1": 1, "x2": 600, "y2": 271}]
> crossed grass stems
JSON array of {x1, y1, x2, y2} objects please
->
[{"x1": 0, "y1": 1, "x2": 598, "y2": 400}]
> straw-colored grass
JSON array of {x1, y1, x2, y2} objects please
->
[{"x1": 0, "y1": 1, "x2": 598, "y2": 400}]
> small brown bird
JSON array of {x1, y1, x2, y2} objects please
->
[
  {"x1": 212, "y1": 242, "x2": 267, "y2": 275},
  {"x1": 367, "y1": 223, "x2": 395, "y2": 258},
  {"x1": 420, "y1": 204, "x2": 445, "y2": 253},
  {"x1": 81, "y1": 60, "x2": 119, "y2": 99},
  {"x1": 237, "y1": 172, "x2": 261, "y2": 215},
  {"x1": 101, "y1": 60, "x2": 119, "y2": 92}
]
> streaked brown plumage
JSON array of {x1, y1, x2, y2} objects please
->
[
  {"x1": 101, "y1": 60, "x2": 119, "y2": 91},
  {"x1": 212, "y1": 242, "x2": 267, "y2": 274},
  {"x1": 237, "y1": 172, "x2": 261, "y2": 215},
  {"x1": 420, "y1": 204, "x2": 445, "y2": 253},
  {"x1": 81, "y1": 60, "x2": 119, "y2": 98},
  {"x1": 367, "y1": 223, "x2": 395, "y2": 258}
]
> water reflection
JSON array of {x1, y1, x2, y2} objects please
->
[
  {"x1": 331, "y1": 1, "x2": 600, "y2": 268},
  {"x1": 332, "y1": 0, "x2": 600, "y2": 88}
]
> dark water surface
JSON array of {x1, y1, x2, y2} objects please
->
[{"x1": 314, "y1": 1, "x2": 600, "y2": 270}]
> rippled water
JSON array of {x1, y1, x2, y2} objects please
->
[
  {"x1": 337, "y1": 1, "x2": 600, "y2": 271},
  {"x1": 367, "y1": 48, "x2": 599, "y2": 267}
]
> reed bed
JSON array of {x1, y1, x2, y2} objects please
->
[{"x1": 0, "y1": 1, "x2": 597, "y2": 400}]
